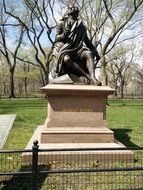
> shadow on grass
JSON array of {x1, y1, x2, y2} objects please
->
[
  {"x1": 112, "y1": 128, "x2": 139, "y2": 147},
  {"x1": 1, "y1": 159, "x2": 142, "y2": 190},
  {"x1": 0, "y1": 165, "x2": 48, "y2": 190}
]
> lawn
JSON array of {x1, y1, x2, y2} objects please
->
[
  {"x1": 0, "y1": 99, "x2": 143, "y2": 149},
  {"x1": 0, "y1": 99, "x2": 143, "y2": 189},
  {"x1": 107, "y1": 99, "x2": 143, "y2": 147},
  {"x1": 0, "y1": 99, "x2": 47, "y2": 149}
]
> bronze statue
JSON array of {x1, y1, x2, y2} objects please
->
[{"x1": 51, "y1": 5, "x2": 101, "y2": 85}]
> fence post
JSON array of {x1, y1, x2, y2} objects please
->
[{"x1": 32, "y1": 140, "x2": 39, "y2": 190}]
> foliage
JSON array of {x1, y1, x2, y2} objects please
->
[
  {"x1": 1, "y1": 0, "x2": 143, "y2": 96},
  {"x1": 106, "y1": 44, "x2": 134, "y2": 97},
  {"x1": 0, "y1": 56, "x2": 10, "y2": 94}
]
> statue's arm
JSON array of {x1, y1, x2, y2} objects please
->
[
  {"x1": 55, "y1": 20, "x2": 65, "y2": 42},
  {"x1": 55, "y1": 20, "x2": 69, "y2": 42},
  {"x1": 84, "y1": 34, "x2": 100, "y2": 61}
]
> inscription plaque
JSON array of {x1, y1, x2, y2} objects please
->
[{"x1": 63, "y1": 108, "x2": 92, "y2": 112}]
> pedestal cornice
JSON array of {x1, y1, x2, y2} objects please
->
[{"x1": 41, "y1": 84, "x2": 115, "y2": 96}]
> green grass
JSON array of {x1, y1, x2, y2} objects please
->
[
  {"x1": 0, "y1": 99, "x2": 143, "y2": 149},
  {"x1": 0, "y1": 99, "x2": 47, "y2": 149},
  {"x1": 0, "y1": 99, "x2": 143, "y2": 189},
  {"x1": 107, "y1": 99, "x2": 143, "y2": 147}
]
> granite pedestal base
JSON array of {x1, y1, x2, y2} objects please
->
[
  {"x1": 41, "y1": 84, "x2": 115, "y2": 144},
  {"x1": 24, "y1": 85, "x2": 134, "y2": 162}
]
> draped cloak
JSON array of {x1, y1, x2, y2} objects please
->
[{"x1": 52, "y1": 18, "x2": 89, "y2": 76}]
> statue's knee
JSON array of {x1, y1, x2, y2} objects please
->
[
  {"x1": 63, "y1": 55, "x2": 71, "y2": 63},
  {"x1": 83, "y1": 51, "x2": 92, "y2": 60},
  {"x1": 86, "y1": 51, "x2": 92, "y2": 58}
]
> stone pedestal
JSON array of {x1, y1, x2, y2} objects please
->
[
  {"x1": 41, "y1": 85, "x2": 115, "y2": 144},
  {"x1": 24, "y1": 84, "x2": 134, "y2": 162}
]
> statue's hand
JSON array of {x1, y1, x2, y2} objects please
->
[{"x1": 63, "y1": 28, "x2": 70, "y2": 37}]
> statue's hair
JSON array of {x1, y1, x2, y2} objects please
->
[{"x1": 67, "y1": 4, "x2": 79, "y2": 15}]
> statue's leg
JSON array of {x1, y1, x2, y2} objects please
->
[
  {"x1": 80, "y1": 51, "x2": 99, "y2": 84},
  {"x1": 63, "y1": 54, "x2": 74, "y2": 69},
  {"x1": 63, "y1": 54, "x2": 85, "y2": 76}
]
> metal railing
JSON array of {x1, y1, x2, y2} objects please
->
[
  {"x1": 0, "y1": 94, "x2": 45, "y2": 100},
  {"x1": 0, "y1": 141, "x2": 143, "y2": 189}
]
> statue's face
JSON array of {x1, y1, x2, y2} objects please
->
[
  {"x1": 69, "y1": 11, "x2": 79, "y2": 20},
  {"x1": 67, "y1": 5, "x2": 79, "y2": 19}
]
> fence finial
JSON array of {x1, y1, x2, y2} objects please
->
[{"x1": 33, "y1": 140, "x2": 39, "y2": 147}]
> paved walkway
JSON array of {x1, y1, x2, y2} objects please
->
[{"x1": 0, "y1": 114, "x2": 16, "y2": 149}]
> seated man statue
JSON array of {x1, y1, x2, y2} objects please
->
[{"x1": 51, "y1": 4, "x2": 101, "y2": 85}]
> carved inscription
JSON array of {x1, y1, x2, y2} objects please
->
[{"x1": 63, "y1": 108, "x2": 92, "y2": 112}]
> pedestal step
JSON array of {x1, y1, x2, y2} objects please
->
[
  {"x1": 23, "y1": 142, "x2": 134, "y2": 163},
  {"x1": 41, "y1": 127, "x2": 114, "y2": 143},
  {"x1": 23, "y1": 126, "x2": 134, "y2": 163}
]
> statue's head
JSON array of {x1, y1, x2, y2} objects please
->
[{"x1": 67, "y1": 4, "x2": 79, "y2": 17}]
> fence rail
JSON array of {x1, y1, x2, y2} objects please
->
[
  {"x1": 0, "y1": 141, "x2": 143, "y2": 190},
  {"x1": 1, "y1": 94, "x2": 143, "y2": 100},
  {"x1": 0, "y1": 94, "x2": 45, "y2": 100}
]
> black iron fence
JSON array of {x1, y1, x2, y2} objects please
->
[
  {"x1": 1, "y1": 94, "x2": 143, "y2": 100},
  {"x1": 0, "y1": 141, "x2": 143, "y2": 190},
  {"x1": 0, "y1": 94, "x2": 45, "y2": 100}
]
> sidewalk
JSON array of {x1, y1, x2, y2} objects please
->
[{"x1": 0, "y1": 114, "x2": 16, "y2": 149}]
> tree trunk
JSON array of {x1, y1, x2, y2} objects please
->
[
  {"x1": 45, "y1": 73, "x2": 49, "y2": 85},
  {"x1": 114, "y1": 83, "x2": 118, "y2": 97},
  {"x1": 120, "y1": 82, "x2": 124, "y2": 99},
  {"x1": 18, "y1": 83, "x2": 23, "y2": 94},
  {"x1": 3, "y1": 81, "x2": 6, "y2": 94},
  {"x1": 24, "y1": 77, "x2": 28, "y2": 96},
  {"x1": 100, "y1": 58, "x2": 108, "y2": 86},
  {"x1": 45, "y1": 62, "x2": 49, "y2": 85},
  {"x1": 9, "y1": 68, "x2": 16, "y2": 98},
  {"x1": 43, "y1": 65, "x2": 49, "y2": 85}
]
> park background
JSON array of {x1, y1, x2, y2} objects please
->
[
  {"x1": 0, "y1": 1, "x2": 143, "y2": 189},
  {"x1": 0, "y1": 0, "x2": 143, "y2": 99}
]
